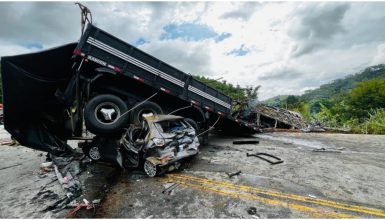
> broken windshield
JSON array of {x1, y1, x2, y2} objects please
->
[{"x1": 155, "y1": 120, "x2": 189, "y2": 133}]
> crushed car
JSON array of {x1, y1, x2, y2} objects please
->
[{"x1": 81, "y1": 114, "x2": 199, "y2": 177}]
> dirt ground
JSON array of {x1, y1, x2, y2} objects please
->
[{"x1": 1, "y1": 126, "x2": 385, "y2": 218}]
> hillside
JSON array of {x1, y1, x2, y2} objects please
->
[{"x1": 264, "y1": 64, "x2": 385, "y2": 107}]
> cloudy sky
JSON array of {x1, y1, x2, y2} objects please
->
[{"x1": 1, "y1": 1, "x2": 385, "y2": 100}]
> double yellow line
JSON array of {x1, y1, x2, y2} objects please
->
[{"x1": 160, "y1": 173, "x2": 385, "y2": 218}]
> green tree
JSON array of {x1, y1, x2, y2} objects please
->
[
  {"x1": 286, "y1": 95, "x2": 299, "y2": 109},
  {"x1": 348, "y1": 78, "x2": 385, "y2": 119}
]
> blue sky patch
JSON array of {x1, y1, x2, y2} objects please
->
[
  {"x1": 133, "y1": 37, "x2": 149, "y2": 47},
  {"x1": 18, "y1": 42, "x2": 43, "y2": 50},
  {"x1": 215, "y1": 32, "x2": 232, "y2": 42},
  {"x1": 160, "y1": 23, "x2": 231, "y2": 42},
  {"x1": 227, "y1": 44, "x2": 249, "y2": 56}
]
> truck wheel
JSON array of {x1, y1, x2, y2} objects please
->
[
  {"x1": 185, "y1": 118, "x2": 208, "y2": 145},
  {"x1": 84, "y1": 94, "x2": 129, "y2": 135},
  {"x1": 131, "y1": 101, "x2": 163, "y2": 125},
  {"x1": 185, "y1": 118, "x2": 199, "y2": 133}
]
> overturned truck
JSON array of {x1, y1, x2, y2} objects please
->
[{"x1": 1, "y1": 24, "x2": 258, "y2": 158}]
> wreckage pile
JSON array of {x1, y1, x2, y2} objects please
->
[{"x1": 253, "y1": 104, "x2": 307, "y2": 130}]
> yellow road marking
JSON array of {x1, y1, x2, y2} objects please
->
[
  {"x1": 159, "y1": 178, "x2": 356, "y2": 218},
  {"x1": 166, "y1": 173, "x2": 385, "y2": 217}
]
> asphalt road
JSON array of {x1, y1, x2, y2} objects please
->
[
  {"x1": 1, "y1": 127, "x2": 385, "y2": 218},
  {"x1": 97, "y1": 132, "x2": 385, "y2": 218}
]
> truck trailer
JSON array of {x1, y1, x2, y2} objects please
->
[{"x1": 1, "y1": 23, "x2": 258, "y2": 156}]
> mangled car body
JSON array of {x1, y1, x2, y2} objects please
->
[{"x1": 83, "y1": 114, "x2": 199, "y2": 177}]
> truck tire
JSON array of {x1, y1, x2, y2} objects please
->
[
  {"x1": 84, "y1": 94, "x2": 129, "y2": 135},
  {"x1": 185, "y1": 118, "x2": 208, "y2": 145},
  {"x1": 131, "y1": 101, "x2": 163, "y2": 125},
  {"x1": 185, "y1": 118, "x2": 199, "y2": 133}
]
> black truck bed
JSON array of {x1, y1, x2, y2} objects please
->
[
  {"x1": 75, "y1": 24, "x2": 232, "y2": 116},
  {"x1": 74, "y1": 24, "x2": 258, "y2": 133}
]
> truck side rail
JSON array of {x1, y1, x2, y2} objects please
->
[{"x1": 74, "y1": 24, "x2": 231, "y2": 116}]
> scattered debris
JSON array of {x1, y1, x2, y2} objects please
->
[
  {"x1": 162, "y1": 183, "x2": 179, "y2": 195},
  {"x1": 32, "y1": 190, "x2": 60, "y2": 201},
  {"x1": 301, "y1": 123, "x2": 326, "y2": 133},
  {"x1": 323, "y1": 127, "x2": 351, "y2": 133},
  {"x1": 313, "y1": 148, "x2": 342, "y2": 153},
  {"x1": 246, "y1": 153, "x2": 284, "y2": 165},
  {"x1": 92, "y1": 199, "x2": 101, "y2": 205},
  {"x1": 233, "y1": 140, "x2": 259, "y2": 145},
  {"x1": 247, "y1": 206, "x2": 258, "y2": 215},
  {"x1": 0, "y1": 140, "x2": 13, "y2": 145},
  {"x1": 64, "y1": 203, "x2": 90, "y2": 218},
  {"x1": 226, "y1": 170, "x2": 242, "y2": 178},
  {"x1": 41, "y1": 196, "x2": 70, "y2": 213},
  {"x1": 0, "y1": 163, "x2": 22, "y2": 171},
  {"x1": 0, "y1": 139, "x2": 19, "y2": 146},
  {"x1": 41, "y1": 161, "x2": 53, "y2": 168},
  {"x1": 51, "y1": 154, "x2": 83, "y2": 203}
]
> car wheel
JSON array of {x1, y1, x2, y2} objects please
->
[
  {"x1": 144, "y1": 160, "x2": 158, "y2": 177},
  {"x1": 131, "y1": 101, "x2": 163, "y2": 125},
  {"x1": 84, "y1": 94, "x2": 129, "y2": 135},
  {"x1": 82, "y1": 144, "x2": 101, "y2": 161}
]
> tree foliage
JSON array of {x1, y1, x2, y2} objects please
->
[
  {"x1": 263, "y1": 64, "x2": 385, "y2": 134},
  {"x1": 194, "y1": 75, "x2": 260, "y2": 102},
  {"x1": 348, "y1": 79, "x2": 385, "y2": 119}
]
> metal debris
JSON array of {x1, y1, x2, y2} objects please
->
[
  {"x1": 233, "y1": 140, "x2": 259, "y2": 145},
  {"x1": 162, "y1": 183, "x2": 179, "y2": 195},
  {"x1": 313, "y1": 148, "x2": 342, "y2": 153},
  {"x1": 253, "y1": 104, "x2": 306, "y2": 129},
  {"x1": 64, "y1": 203, "x2": 89, "y2": 218},
  {"x1": 246, "y1": 153, "x2": 284, "y2": 165},
  {"x1": 226, "y1": 171, "x2": 242, "y2": 178},
  {"x1": 1, "y1": 139, "x2": 20, "y2": 146},
  {"x1": 41, "y1": 161, "x2": 53, "y2": 168},
  {"x1": 0, "y1": 163, "x2": 22, "y2": 171},
  {"x1": 247, "y1": 207, "x2": 258, "y2": 215}
]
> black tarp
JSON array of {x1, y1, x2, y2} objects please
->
[{"x1": 1, "y1": 43, "x2": 78, "y2": 156}]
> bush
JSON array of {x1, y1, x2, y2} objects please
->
[{"x1": 351, "y1": 109, "x2": 385, "y2": 134}]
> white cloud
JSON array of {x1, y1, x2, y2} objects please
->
[
  {"x1": 1, "y1": 2, "x2": 385, "y2": 101},
  {"x1": 371, "y1": 43, "x2": 385, "y2": 65}
]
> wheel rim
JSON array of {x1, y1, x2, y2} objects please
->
[
  {"x1": 144, "y1": 160, "x2": 157, "y2": 177},
  {"x1": 89, "y1": 146, "x2": 101, "y2": 160},
  {"x1": 138, "y1": 109, "x2": 157, "y2": 123},
  {"x1": 94, "y1": 102, "x2": 121, "y2": 125}
]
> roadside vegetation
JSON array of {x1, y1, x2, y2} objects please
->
[
  {"x1": 265, "y1": 64, "x2": 385, "y2": 134},
  {"x1": 194, "y1": 75, "x2": 260, "y2": 112}
]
